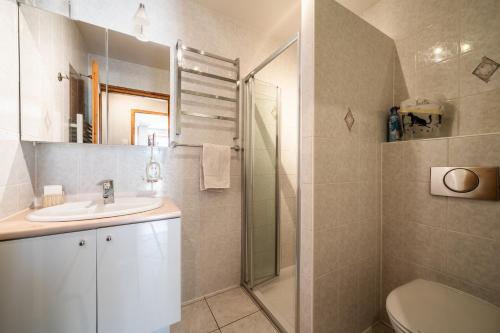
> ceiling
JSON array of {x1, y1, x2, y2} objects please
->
[
  {"x1": 335, "y1": 0, "x2": 381, "y2": 15},
  {"x1": 74, "y1": 0, "x2": 382, "y2": 70},
  {"x1": 192, "y1": 0, "x2": 301, "y2": 41},
  {"x1": 190, "y1": 0, "x2": 383, "y2": 41}
]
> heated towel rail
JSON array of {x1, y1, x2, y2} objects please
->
[{"x1": 174, "y1": 40, "x2": 240, "y2": 144}]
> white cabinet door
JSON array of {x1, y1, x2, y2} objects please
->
[
  {"x1": 97, "y1": 218, "x2": 181, "y2": 333},
  {"x1": 0, "y1": 230, "x2": 97, "y2": 333}
]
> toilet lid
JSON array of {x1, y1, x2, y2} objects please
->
[{"x1": 386, "y1": 279, "x2": 500, "y2": 333}]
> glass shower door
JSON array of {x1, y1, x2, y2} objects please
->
[{"x1": 244, "y1": 78, "x2": 281, "y2": 288}]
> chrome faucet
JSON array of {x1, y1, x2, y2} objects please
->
[{"x1": 98, "y1": 179, "x2": 114, "y2": 204}]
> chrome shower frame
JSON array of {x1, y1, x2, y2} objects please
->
[{"x1": 240, "y1": 33, "x2": 300, "y2": 333}]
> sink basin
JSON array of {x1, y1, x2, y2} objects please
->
[{"x1": 27, "y1": 197, "x2": 163, "y2": 222}]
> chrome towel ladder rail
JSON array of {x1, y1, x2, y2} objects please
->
[{"x1": 174, "y1": 40, "x2": 240, "y2": 142}]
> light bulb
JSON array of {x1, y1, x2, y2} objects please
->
[
  {"x1": 433, "y1": 47, "x2": 443, "y2": 55},
  {"x1": 134, "y1": 3, "x2": 150, "y2": 26}
]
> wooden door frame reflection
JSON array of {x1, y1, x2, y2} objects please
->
[
  {"x1": 99, "y1": 84, "x2": 170, "y2": 145},
  {"x1": 130, "y1": 109, "x2": 169, "y2": 145}
]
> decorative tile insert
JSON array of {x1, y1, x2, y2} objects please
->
[
  {"x1": 344, "y1": 107, "x2": 355, "y2": 131},
  {"x1": 472, "y1": 56, "x2": 499, "y2": 83}
]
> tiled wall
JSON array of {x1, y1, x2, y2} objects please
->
[
  {"x1": 298, "y1": 0, "x2": 315, "y2": 330},
  {"x1": 362, "y1": 0, "x2": 500, "y2": 137},
  {"x1": 381, "y1": 134, "x2": 500, "y2": 322},
  {"x1": 0, "y1": 0, "x2": 36, "y2": 221},
  {"x1": 310, "y1": 1, "x2": 395, "y2": 332},
  {"x1": 33, "y1": 0, "x2": 295, "y2": 303},
  {"x1": 358, "y1": 0, "x2": 500, "y2": 325}
]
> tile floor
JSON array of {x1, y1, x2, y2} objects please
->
[{"x1": 171, "y1": 287, "x2": 278, "y2": 333}]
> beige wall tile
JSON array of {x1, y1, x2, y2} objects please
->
[
  {"x1": 337, "y1": 264, "x2": 359, "y2": 332},
  {"x1": 404, "y1": 181, "x2": 447, "y2": 228},
  {"x1": 314, "y1": 182, "x2": 359, "y2": 230},
  {"x1": 314, "y1": 224, "x2": 339, "y2": 277},
  {"x1": 359, "y1": 142, "x2": 381, "y2": 182},
  {"x1": 358, "y1": 181, "x2": 380, "y2": 226},
  {"x1": 313, "y1": 271, "x2": 339, "y2": 333},
  {"x1": 415, "y1": 15, "x2": 459, "y2": 67},
  {"x1": 448, "y1": 133, "x2": 500, "y2": 166},
  {"x1": 358, "y1": 258, "x2": 380, "y2": 329},
  {"x1": 447, "y1": 198, "x2": 500, "y2": 241},
  {"x1": 337, "y1": 223, "x2": 362, "y2": 269},
  {"x1": 382, "y1": 220, "x2": 404, "y2": 261},
  {"x1": 446, "y1": 231, "x2": 500, "y2": 291},
  {"x1": 358, "y1": 220, "x2": 379, "y2": 262},
  {"x1": 460, "y1": 50, "x2": 500, "y2": 97},
  {"x1": 404, "y1": 223, "x2": 447, "y2": 272},
  {"x1": 314, "y1": 137, "x2": 359, "y2": 184},
  {"x1": 403, "y1": 138, "x2": 448, "y2": 182},
  {"x1": 376, "y1": 0, "x2": 500, "y2": 321},
  {"x1": 459, "y1": 90, "x2": 500, "y2": 135},
  {"x1": 382, "y1": 136, "x2": 500, "y2": 314},
  {"x1": 382, "y1": 180, "x2": 406, "y2": 227},
  {"x1": 416, "y1": 58, "x2": 460, "y2": 100},
  {"x1": 382, "y1": 142, "x2": 405, "y2": 183},
  {"x1": 36, "y1": 143, "x2": 80, "y2": 195},
  {"x1": 440, "y1": 99, "x2": 459, "y2": 137},
  {"x1": 460, "y1": 0, "x2": 500, "y2": 55}
]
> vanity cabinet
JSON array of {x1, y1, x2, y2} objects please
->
[
  {"x1": 0, "y1": 218, "x2": 181, "y2": 333},
  {"x1": 0, "y1": 230, "x2": 97, "y2": 333},
  {"x1": 97, "y1": 219, "x2": 181, "y2": 333}
]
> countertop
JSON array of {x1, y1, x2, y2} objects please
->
[{"x1": 0, "y1": 198, "x2": 181, "y2": 241}]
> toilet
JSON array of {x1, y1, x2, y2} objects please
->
[{"x1": 386, "y1": 279, "x2": 500, "y2": 333}]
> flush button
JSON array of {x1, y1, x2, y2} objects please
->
[{"x1": 443, "y1": 168, "x2": 480, "y2": 193}]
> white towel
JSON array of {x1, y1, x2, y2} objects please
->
[{"x1": 200, "y1": 143, "x2": 231, "y2": 191}]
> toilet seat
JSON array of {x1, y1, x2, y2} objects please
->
[{"x1": 386, "y1": 279, "x2": 500, "y2": 333}]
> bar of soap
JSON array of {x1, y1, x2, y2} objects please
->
[{"x1": 44, "y1": 185, "x2": 63, "y2": 196}]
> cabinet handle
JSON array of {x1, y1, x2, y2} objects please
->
[
  {"x1": 106, "y1": 235, "x2": 112, "y2": 242},
  {"x1": 79, "y1": 240, "x2": 86, "y2": 246}
]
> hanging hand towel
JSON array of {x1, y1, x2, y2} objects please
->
[{"x1": 200, "y1": 143, "x2": 231, "y2": 191}]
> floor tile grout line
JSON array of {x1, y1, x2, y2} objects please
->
[
  {"x1": 204, "y1": 297, "x2": 221, "y2": 330},
  {"x1": 217, "y1": 309, "x2": 262, "y2": 330}
]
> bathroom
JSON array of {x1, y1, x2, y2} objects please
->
[{"x1": 0, "y1": 0, "x2": 499, "y2": 332}]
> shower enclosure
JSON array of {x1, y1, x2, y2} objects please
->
[{"x1": 241, "y1": 36, "x2": 299, "y2": 333}]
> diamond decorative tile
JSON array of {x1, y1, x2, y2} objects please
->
[
  {"x1": 472, "y1": 56, "x2": 499, "y2": 83},
  {"x1": 344, "y1": 108, "x2": 355, "y2": 131}
]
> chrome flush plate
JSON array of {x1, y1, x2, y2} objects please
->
[{"x1": 430, "y1": 167, "x2": 500, "y2": 200}]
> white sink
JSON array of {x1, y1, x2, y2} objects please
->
[{"x1": 27, "y1": 197, "x2": 163, "y2": 222}]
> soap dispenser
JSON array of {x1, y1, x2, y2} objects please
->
[
  {"x1": 145, "y1": 134, "x2": 162, "y2": 183},
  {"x1": 387, "y1": 106, "x2": 402, "y2": 142}
]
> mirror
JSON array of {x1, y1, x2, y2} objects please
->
[
  {"x1": 19, "y1": 4, "x2": 170, "y2": 146},
  {"x1": 103, "y1": 30, "x2": 170, "y2": 146}
]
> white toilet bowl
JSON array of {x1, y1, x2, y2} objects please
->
[{"x1": 386, "y1": 279, "x2": 500, "y2": 333}]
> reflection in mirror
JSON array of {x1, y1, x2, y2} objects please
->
[
  {"x1": 102, "y1": 30, "x2": 170, "y2": 146},
  {"x1": 19, "y1": 4, "x2": 170, "y2": 146},
  {"x1": 19, "y1": 4, "x2": 106, "y2": 143}
]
